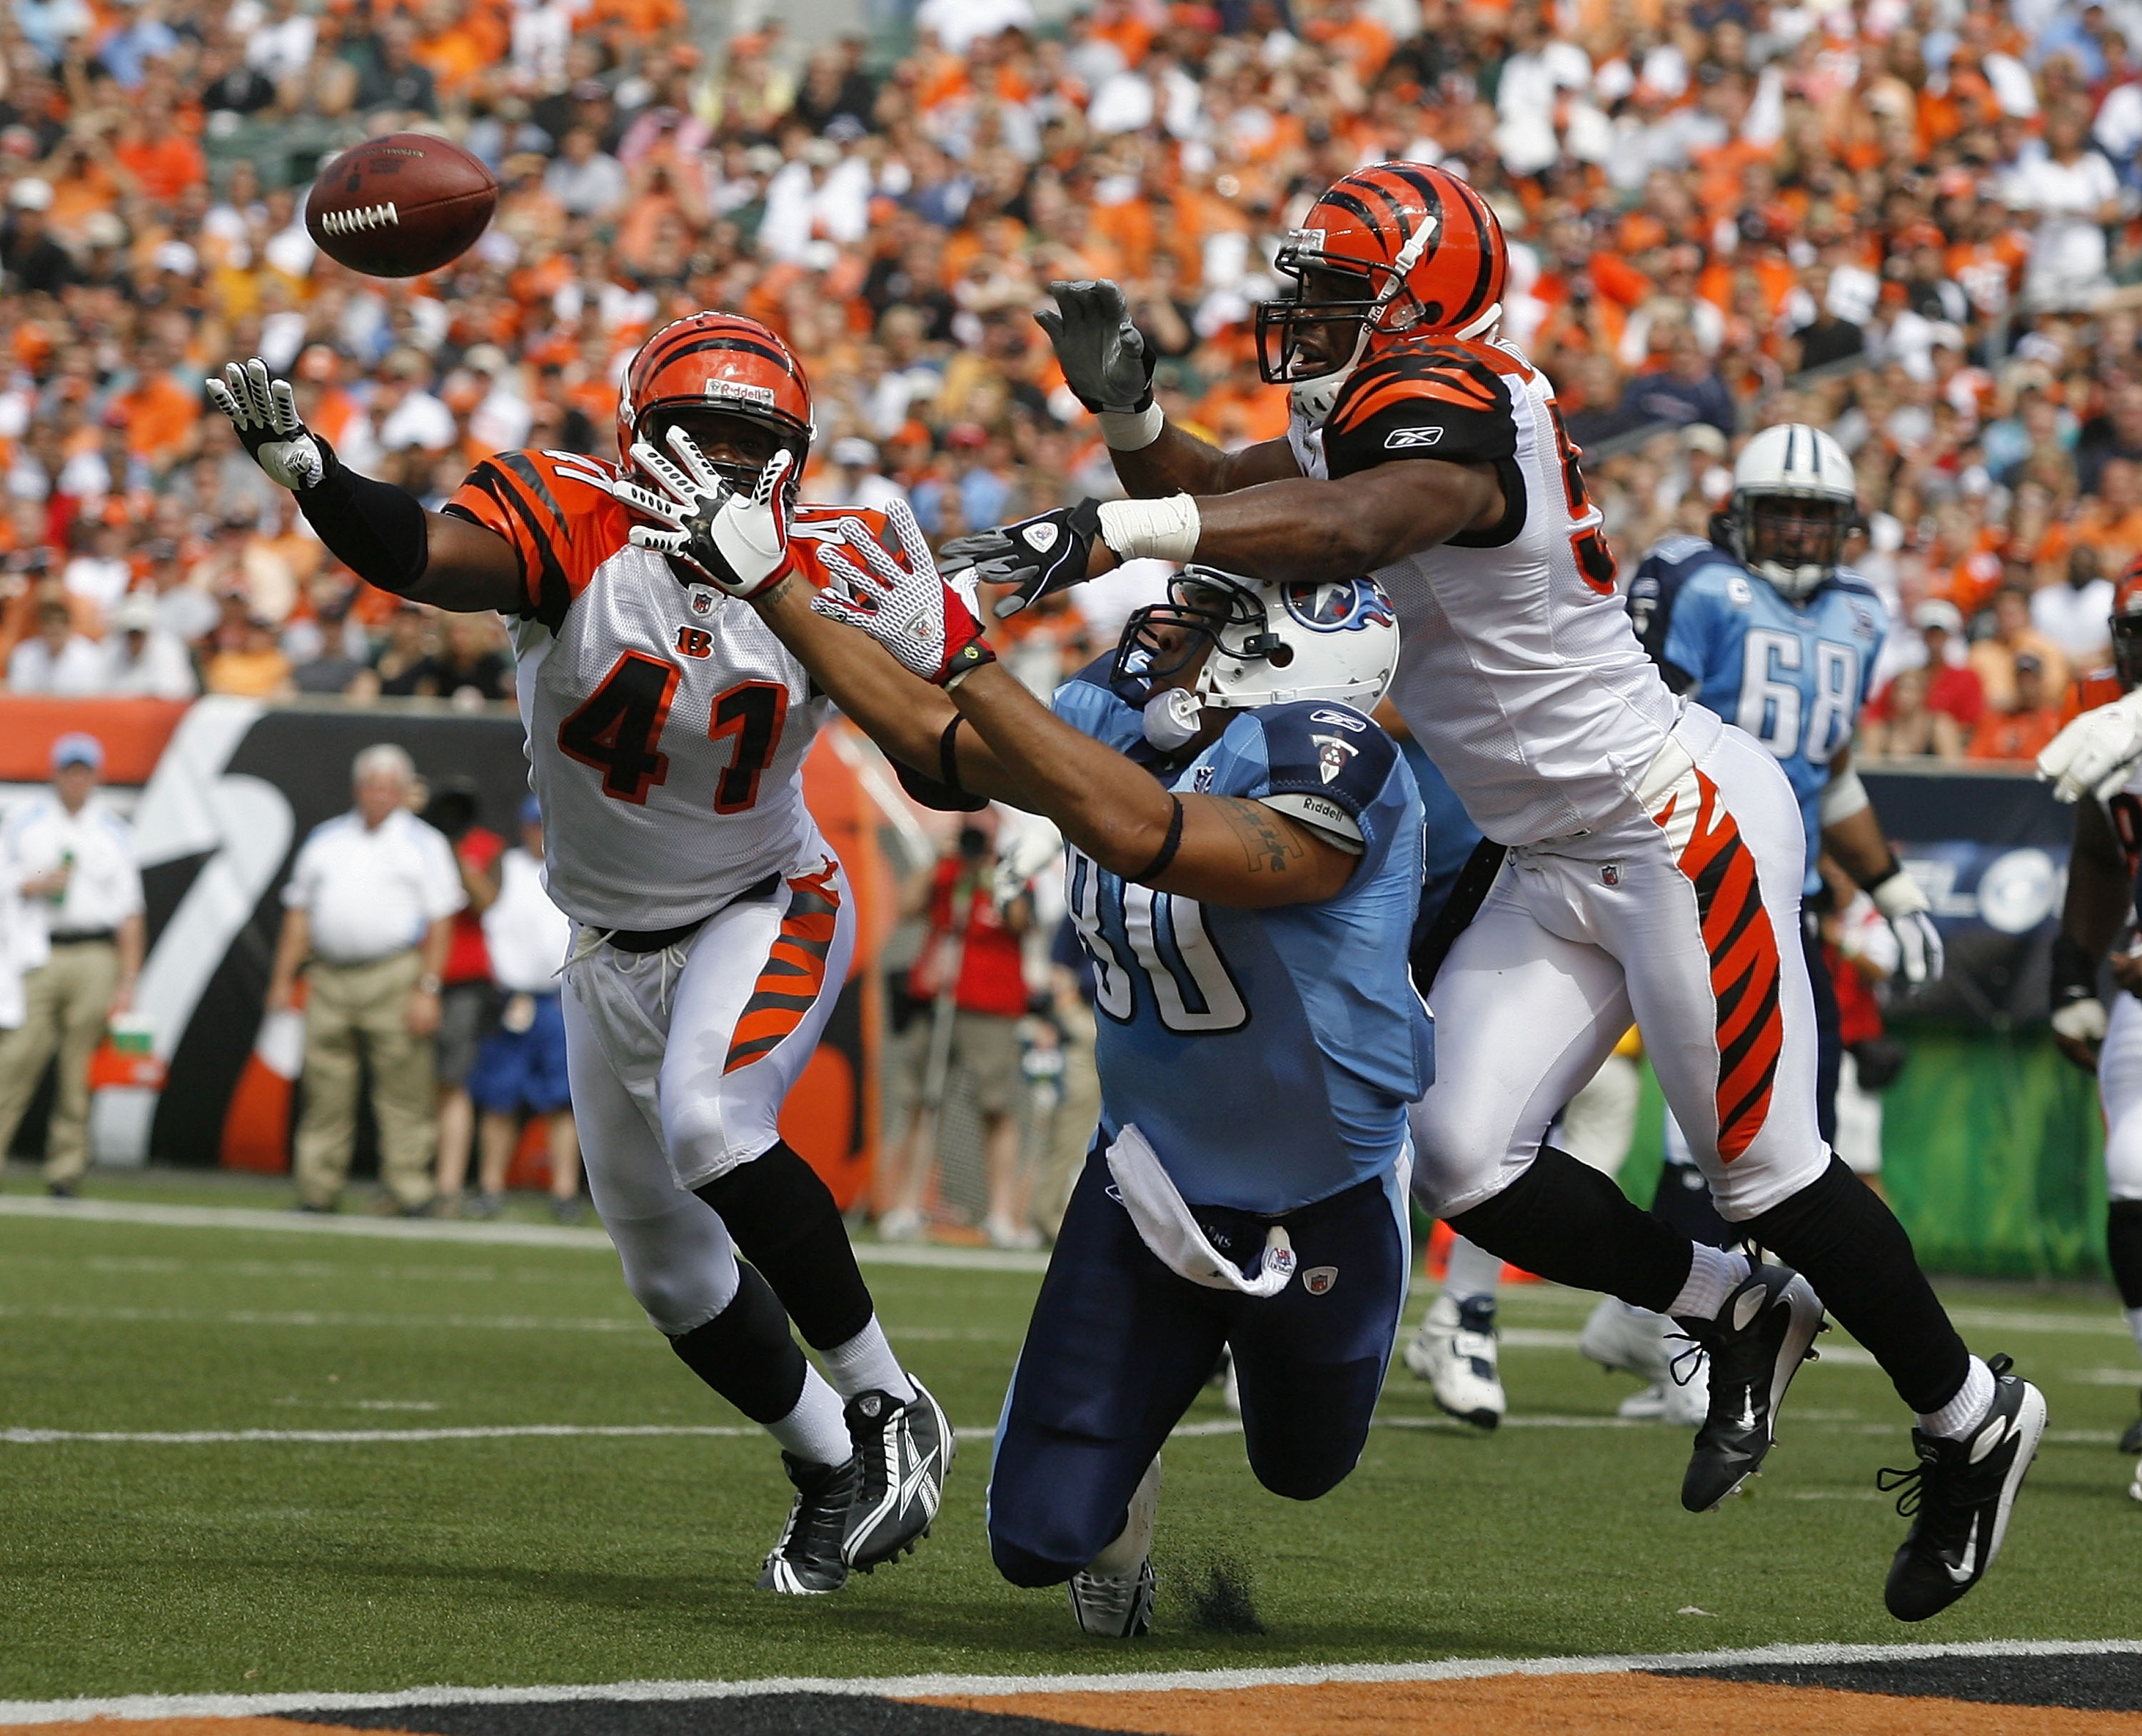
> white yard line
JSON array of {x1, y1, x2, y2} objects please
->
[
  {"x1": 2, "y1": 1640, "x2": 2139, "y2": 1722},
  {"x1": 0, "y1": 1195, "x2": 1050, "y2": 1273}
]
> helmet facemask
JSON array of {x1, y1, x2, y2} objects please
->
[
  {"x1": 1255, "y1": 226, "x2": 1502, "y2": 385},
  {"x1": 1110, "y1": 572, "x2": 1284, "y2": 712},
  {"x1": 634, "y1": 405, "x2": 810, "y2": 503},
  {"x1": 1728, "y1": 493, "x2": 1854, "y2": 600}
]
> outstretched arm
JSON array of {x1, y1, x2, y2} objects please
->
[
  {"x1": 759, "y1": 519, "x2": 1357, "y2": 909},
  {"x1": 1112, "y1": 424, "x2": 1304, "y2": 498},
  {"x1": 209, "y1": 358, "x2": 524, "y2": 614}
]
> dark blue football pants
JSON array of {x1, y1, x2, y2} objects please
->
[{"x1": 986, "y1": 1147, "x2": 1408, "y2": 1588}]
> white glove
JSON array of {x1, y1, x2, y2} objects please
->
[
  {"x1": 2052, "y1": 996, "x2": 2108, "y2": 1044},
  {"x1": 1871, "y1": 869, "x2": 1944, "y2": 987},
  {"x1": 810, "y1": 498, "x2": 997, "y2": 686},
  {"x1": 2038, "y1": 688, "x2": 2142, "y2": 804},
  {"x1": 205, "y1": 358, "x2": 331, "y2": 492},
  {"x1": 606, "y1": 432, "x2": 794, "y2": 599}
]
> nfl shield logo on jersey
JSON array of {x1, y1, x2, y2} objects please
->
[
  {"x1": 1304, "y1": 1266, "x2": 1337, "y2": 1295},
  {"x1": 688, "y1": 587, "x2": 718, "y2": 617}
]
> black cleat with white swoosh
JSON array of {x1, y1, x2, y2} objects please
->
[
  {"x1": 1673, "y1": 1263, "x2": 1826, "y2": 1513},
  {"x1": 1879, "y1": 1353, "x2": 2046, "y2": 1622},
  {"x1": 842, "y1": 1377, "x2": 954, "y2": 1571}
]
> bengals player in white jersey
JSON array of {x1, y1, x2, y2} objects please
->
[
  {"x1": 976, "y1": 161, "x2": 2043, "y2": 1620},
  {"x1": 206, "y1": 315, "x2": 950, "y2": 1597}
]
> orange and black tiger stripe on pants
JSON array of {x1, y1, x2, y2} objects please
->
[
  {"x1": 1650, "y1": 768, "x2": 1784, "y2": 1161},
  {"x1": 724, "y1": 859, "x2": 842, "y2": 1074}
]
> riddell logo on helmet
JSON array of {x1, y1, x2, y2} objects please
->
[{"x1": 705, "y1": 380, "x2": 778, "y2": 408}]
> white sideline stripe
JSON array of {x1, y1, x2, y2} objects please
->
[
  {"x1": 0, "y1": 1304, "x2": 1015, "y2": 1342},
  {"x1": 3, "y1": 1639, "x2": 2139, "y2": 1722},
  {"x1": 0, "y1": 1196, "x2": 1051, "y2": 1273},
  {"x1": 5, "y1": 1415, "x2": 2116, "y2": 1447}
]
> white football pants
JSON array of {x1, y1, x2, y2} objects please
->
[
  {"x1": 563, "y1": 842, "x2": 857, "y2": 1335},
  {"x1": 2101, "y1": 989, "x2": 2142, "y2": 1205},
  {"x1": 1413, "y1": 705, "x2": 1831, "y2": 1223}
]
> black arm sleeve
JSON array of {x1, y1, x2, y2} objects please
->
[{"x1": 294, "y1": 438, "x2": 432, "y2": 595}]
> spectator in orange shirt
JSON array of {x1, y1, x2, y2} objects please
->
[
  {"x1": 1969, "y1": 587, "x2": 2071, "y2": 715},
  {"x1": 111, "y1": 102, "x2": 205, "y2": 203},
  {"x1": 2073, "y1": 458, "x2": 2142, "y2": 571},
  {"x1": 111, "y1": 338, "x2": 201, "y2": 472},
  {"x1": 1967, "y1": 653, "x2": 2063, "y2": 761}
]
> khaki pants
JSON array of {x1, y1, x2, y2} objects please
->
[
  {"x1": 295, "y1": 950, "x2": 438, "y2": 1211},
  {"x1": 0, "y1": 942, "x2": 119, "y2": 1186},
  {"x1": 1032, "y1": 997, "x2": 1099, "y2": 1243}
]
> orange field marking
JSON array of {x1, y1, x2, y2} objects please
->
[{"x1": 918, "y1": 1673, "x2": 2142, "y2": 1735}]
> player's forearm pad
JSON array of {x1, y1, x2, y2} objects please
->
[
  {"x1": 1097, "y1": 493, "x2": 1200, "y2": 565},
  {"x1": 295, "y1": 442, "x2": 432, "y2": 595},
  {"x1": 1818, "y1": 767, "x2": 1871, "y2": 827}
]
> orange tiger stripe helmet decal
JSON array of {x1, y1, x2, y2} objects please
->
[
  {"x1": 1649, "y1": 768, "x2": 1784, "y2": 1164},
  {"x1": 618, "y1": 312, "x2": 814, "y2": 495},
  {"x1": 1256, "y1": 161, "x2": 1510, "y2": 383},
  {"x1": 725, "y1": 859, "x2": 843, "y2": 1074}
]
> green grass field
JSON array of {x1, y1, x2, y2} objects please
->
[{"x1": 4, "y1": 1167, "x2": 2140, "y2": 1703}]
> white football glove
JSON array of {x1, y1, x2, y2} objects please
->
[
  {"x1": 205, "y1": 358, "x2": 331, "y2": 492},
  {"x1": 2051, "y1": 996, "x2": 2108, "y2": 1044},
  {"x1": 606, "y1": 431, "x2": 794, "y2": 599},
  {"x1": 2038, "y1": 687, "x2": 2142, "y2": 804},
  {"x1": 810, "y1": 498, "x2": 997, "y2": 687},
  {"x1": 1871, "y1": 868, "x2": 1944, "y2": 988}
]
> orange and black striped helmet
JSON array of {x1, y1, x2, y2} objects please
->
[
  {"x1": 618, "y1": 313, "x2": 814, "y2": 491},
  {"x1": 2113, "y1": 552, "x2": 2142, "y2": 690},
  {"x1": 1255, "y1": 161, "x2": 1509, "y2": 384}
]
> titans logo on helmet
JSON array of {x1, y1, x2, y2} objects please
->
[{"x1": 1282, "y1": 577, "x2": 1397, "y2": 633}]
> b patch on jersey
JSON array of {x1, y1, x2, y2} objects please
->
[{"x1": 1383, "y1": 425, "x2": 1445, "y2": 450}]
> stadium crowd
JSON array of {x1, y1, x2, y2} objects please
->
[{"x1": 0, "y1": 0, "x2": 2135, "y2": 756}]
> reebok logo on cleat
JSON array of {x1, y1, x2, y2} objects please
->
[
  {"x1": 1733, "y1": 1287, "x2": 1766, "y2": 1331},
  {"x1": 1970, "y1": 1416, "x2": 2007, "y2": 1463},
  {"x1": 1945, "y1": 1515, "x2": 1981, "y2": 1583}
]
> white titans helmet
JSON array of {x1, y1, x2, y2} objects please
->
[
  {"x1": 1722, "y1": 421, "x2": 1859, "y2": 600},
  {"x1": 1110, "y1": 567, "x2": 1400, "y2": 745}
]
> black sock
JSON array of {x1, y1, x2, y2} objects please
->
[
  {"x1": 1650, "y1": 1160, "x2": 1733, "y2": 1248},
  {"x1": 1444, "y1": 1146, "x2": 1693, "y2": 1316},
  {"x1": 1741, "y1": 1154, "x2": 1968, "y2": 1415},
  {"x1": 668, "y1": 1263, "x2": 808, "y2": 1424},
  {"x1": 694, "y1": 1141, "x2": 874, "y2": 1350},
  {"x1": 2108, "y1": 1201, "x2": 2142, "y2": 1310}
]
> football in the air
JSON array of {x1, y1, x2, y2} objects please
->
[{"x1": 305, "y1": 133, "x2": 498, "y2": 278}]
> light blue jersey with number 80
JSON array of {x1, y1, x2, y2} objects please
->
[
  {"x1": 1052, "y1": 665, "x2": 1433, "y2": 1216},
  {"x1": 1627, "y1": 533, "x2": 1886, "y2": 888}
]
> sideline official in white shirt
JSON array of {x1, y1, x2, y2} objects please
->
[
  {"x1": 268, "y1": 744, "x2": 465, "y2": 1213},
  {"x1": 0, "y1": 733, "x2": 146, "y2": 1196}
]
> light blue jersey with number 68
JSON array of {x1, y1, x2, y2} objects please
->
[
  {"x1": 1626, "y1": 533, "x2": 1886, "y2": 888},
  {"x1": 1051, "y1": 665, "x2": 1433, "y2": 1216}
]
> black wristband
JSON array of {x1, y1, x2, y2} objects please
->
[
  {"x1": 938, "y1": 715, "x2": 967, "y2": 792},
  {"x1": 1862, "y1": 859, "x2": 1903, "y2": 895},
  {"x1": 2051, "y1": 931, "x2": 2102, "y2": 1006},
  {"x1": 293, "y1": 437, "x2": 432, "y2": 595},
  {"x1": 1131, "y1": 796, "x2": 1185, "y2": 883}
]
